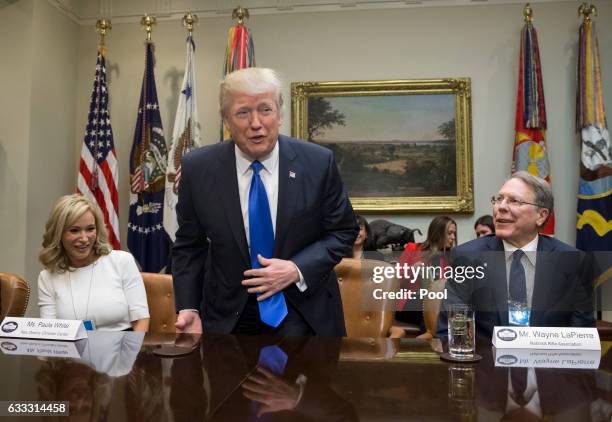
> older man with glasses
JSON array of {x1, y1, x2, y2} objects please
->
[{"x1": 437, "y1": 171, "x2": 595, "y2": 340}]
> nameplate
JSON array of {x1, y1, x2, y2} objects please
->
[
  {"x1": 0, "y1": 337, "x2": 87, "y2": 358},
  {"x1": 493, "y1": 347, "x2": 601, "y2": 369},
  {"x1": 492, "y1": 326, "x2": 600, "y2": 350},
  {"x1": 0, "y1": 317, "x2": 88, "y2": 341}
]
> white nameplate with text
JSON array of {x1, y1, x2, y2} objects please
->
[
  {"x1": 492, "y1": 326, "x2": 600, "y2": 350},
  {"x1": 493, "y1": 347, "x2": 601, "y2": 369},
  {"x1": 0, "y1": 337, "x2": 87, "y2": 358},
  {"x1": 0, "y1": 317, "x2": 88, "y2": 341}
]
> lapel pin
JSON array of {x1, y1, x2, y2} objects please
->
[{"x1": 289, "y1": 171, "x2": 296, "y2": 178}]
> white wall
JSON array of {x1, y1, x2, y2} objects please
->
[
  {"x1": 0, "y1": 0, "x2": 34, "y2": 279},
  {"x1": 24, "y1": 0, "x2": 79, "y2": 314},
  {"x1": 0, "y1": 0, "x2": 78, "y2": 315}
]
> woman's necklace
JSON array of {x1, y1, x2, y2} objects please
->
[{"x1": 68, "y1": 260, "x2": 95, "y2": 321}]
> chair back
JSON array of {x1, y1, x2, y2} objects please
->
[
  {"x1": 0, "y1": 272, "x2": 30, "y2": 321},
  {"x1": 336, "y1": 258, "x2": 398, "y2": 337},
  {"x1": 141, "y1": 272, "x2": 176, "y2": 333},
  {"x1": 421, "y1": 278, "x2": 446, "y2": 338}
]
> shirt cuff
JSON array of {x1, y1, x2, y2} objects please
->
[
  {"x1": 179, "y1": 309, "x2": 199, "y2": 314},
  {"x1": 294, "y1": 374, "x2": 308, "y2": 406},
  {"x1": 292, "y1": 262, "x2": 308, "y2": 292}
]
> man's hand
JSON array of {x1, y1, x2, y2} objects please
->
[
  {"x1": 175, "y1": 310, "x2": 203, "y2": 334},
  {"x1": 242, "y1": 255, "x2": 299, "y2": 301},
  {"x1": 242, "y1": 366, "x2": 300, "y2": 416},
  {"x1": 174, "y1": 333, "x2": 202, "y2": 350}
]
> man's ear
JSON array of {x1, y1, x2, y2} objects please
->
[{"x1": 536, "y1": 207, "x2": 550, "y2": 228}]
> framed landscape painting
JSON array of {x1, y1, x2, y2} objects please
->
[{"x1": 291, "y1": 78, "x2": 473, "y2": 213}]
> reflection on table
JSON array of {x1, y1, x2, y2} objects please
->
[{"x1": 0, "y1": 332, "x2": 610, "y2": 421}]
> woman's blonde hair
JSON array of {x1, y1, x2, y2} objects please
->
[{"x1": 39, "y1": 194, "x2": 111, "y2": 273}]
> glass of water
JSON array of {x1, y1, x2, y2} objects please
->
[{"x1": 447, "y1": 304, "x2": 475, "y2": 359}]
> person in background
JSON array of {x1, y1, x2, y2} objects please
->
[
  {"x1": 474, "y1": 214, "x2": 495, "y2": 238},
  {"x1": 351, "y1": 214, "x2": 384, "y2": 261},
  {"x1": 395, "y1": 216, "x2": 457, "y2": 333},
  {"x1": 38, "y1": 194, "x2": 149, "y2": 331}
]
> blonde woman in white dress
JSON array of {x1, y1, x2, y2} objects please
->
[{"x1": 38, "y1": 194, "x2": 149, "y2": 331}]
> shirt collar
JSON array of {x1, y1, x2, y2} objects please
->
[
  {"x1": 235, "y1": 140, "x2": 279, "y2": 175},
  {"x1": 503, "y1": 235, "x2": 538, "y2": 266}
]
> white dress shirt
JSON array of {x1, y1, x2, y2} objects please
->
[{"x1": 235, "y1": 142, "x2": 307, "y2": 291}]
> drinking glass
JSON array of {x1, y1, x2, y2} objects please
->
[{"x1": 447, "y1": 304, "x2": 475, "y2": 359}]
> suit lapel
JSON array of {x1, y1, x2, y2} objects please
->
[
  {"x1": 487, "y1": 237, "x2": 510, "y2": 326},
  {"x1": 531, "y1": 235, "x2": 553, "y2": 326},
  {"x1": 274, "y1": 137, "x2": 298, "y2": 257},
  {"x1": 217, "y1": 141, "x2": 250, "y2": 267}
]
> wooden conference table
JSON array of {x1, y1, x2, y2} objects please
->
[{"x1": 0, "y1": 331, "x2": 610, "y2": 421}]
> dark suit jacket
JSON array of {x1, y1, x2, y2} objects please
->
[
  {"x1": 172, "y1": 135, "x2": 358, "y2": 335},
  {"x1": 437, "y1": 235, "x2": 595, "y2": 339}
]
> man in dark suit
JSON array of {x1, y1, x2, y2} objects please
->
[
  {"x1": 172, "y1": 67, "x2": 358, "y2": 336},
  {"x1": 438, "y1": 171, "x2": 595, "y2": 339}
]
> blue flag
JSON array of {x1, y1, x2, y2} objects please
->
[
  {"x1": 575, "y1": 20, "x2": 612, "y2": 252},
  {"x1": 128, "y1": 42, "x2": 170, "y2": 272}
]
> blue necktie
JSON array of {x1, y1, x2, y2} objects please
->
[
  {"x1": 249, "y1": 161, "x2": 288, "y2": 327},
  {"x1": 509, "y1": 249, "x2": 527, "y2": 304}
]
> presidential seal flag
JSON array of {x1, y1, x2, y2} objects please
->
[
  {"x1": 77, "y1": 48, "x2": 121, "y2": 250},
  {"x1": 128, "y1": 42, "x2": 170, "y2": 272},
  {"x1": 164, "y1": 34, "x2": 201, "y2": 242},
  {"x1": 576, "y1": 13, "x2": 612, "y2": 251},
  {"x1": 512, "y1": 8, "x2": 554, "y2": 235}
]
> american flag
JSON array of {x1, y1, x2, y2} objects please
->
[{"x1": 77, "y1": 51, "x2": 120, "y2": 249}]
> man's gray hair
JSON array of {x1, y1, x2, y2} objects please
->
[
  {"x1": 219, "y1": 67, "x2": 283, "y2": 117},
  {"x1": 508, "y1": 171, "x2": 554, "y2": 226}
]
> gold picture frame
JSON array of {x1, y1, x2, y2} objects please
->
[{"x1": 291, "y1": 78, "x2": 473, "y2": 213}]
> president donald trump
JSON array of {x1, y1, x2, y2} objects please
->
[{"x1": 172, "y1": 68, "x2": 358, "y2": 336}]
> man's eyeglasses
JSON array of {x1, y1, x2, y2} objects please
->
[{"x1": 490, "y1": 195, "x2": 543, "y2": 208}]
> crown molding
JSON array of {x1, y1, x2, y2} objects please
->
[{"x1": 47, "y1": 0, "x2": 578, "y2": 26}]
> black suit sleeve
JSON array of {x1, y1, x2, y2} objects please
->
[
  {"x1": 290, "y1": 151, "x2": 358, "y2": 292},
  {"x1": 172, "y1": 155, "x2": 209, "y2": 311},
  {"x1": 570, "y1": 250, "x2": 596, "y2": 328},
  {"x1": 436, "y1": 251, "x2": 476, "y2": 338}
]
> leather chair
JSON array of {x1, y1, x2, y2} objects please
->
[
  {"x1": 0, "y1": 272, "x2": 30, "y2": 321},
  {"x1": 418, "y1": 278, "x2": 446, "y2": 339},
  {"x1": 335, "y1": 258, "x2": 405, "y2": 338},
  {"x1": 141, "y1": 272, "x2": 176, "y2": 334}
]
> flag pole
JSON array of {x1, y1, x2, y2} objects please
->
[
  {"x1": 95, "y1": 18, "x2": 111, "y2": 54},
  {"x1": 182, "y1": 12, "x2": 198, "y2": 34},
  {"x1": 141, "y1": 14, "x2": 156, "y2": 42},
  {"x1": 578, "y1": 3, "x2": 597, "y2": 22},
  {"x1": 233, "y1": 5, "x2": 249, "y2": 25},
  {"x1": 91, "y1": 18, "x2": 112, "y2": 193},
  {"x1": 523, "y1": 3, "x2": 532, "y2": 24},
  {"x1": 138, "y1": 14, "x2": 156, "y2": 210}
]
